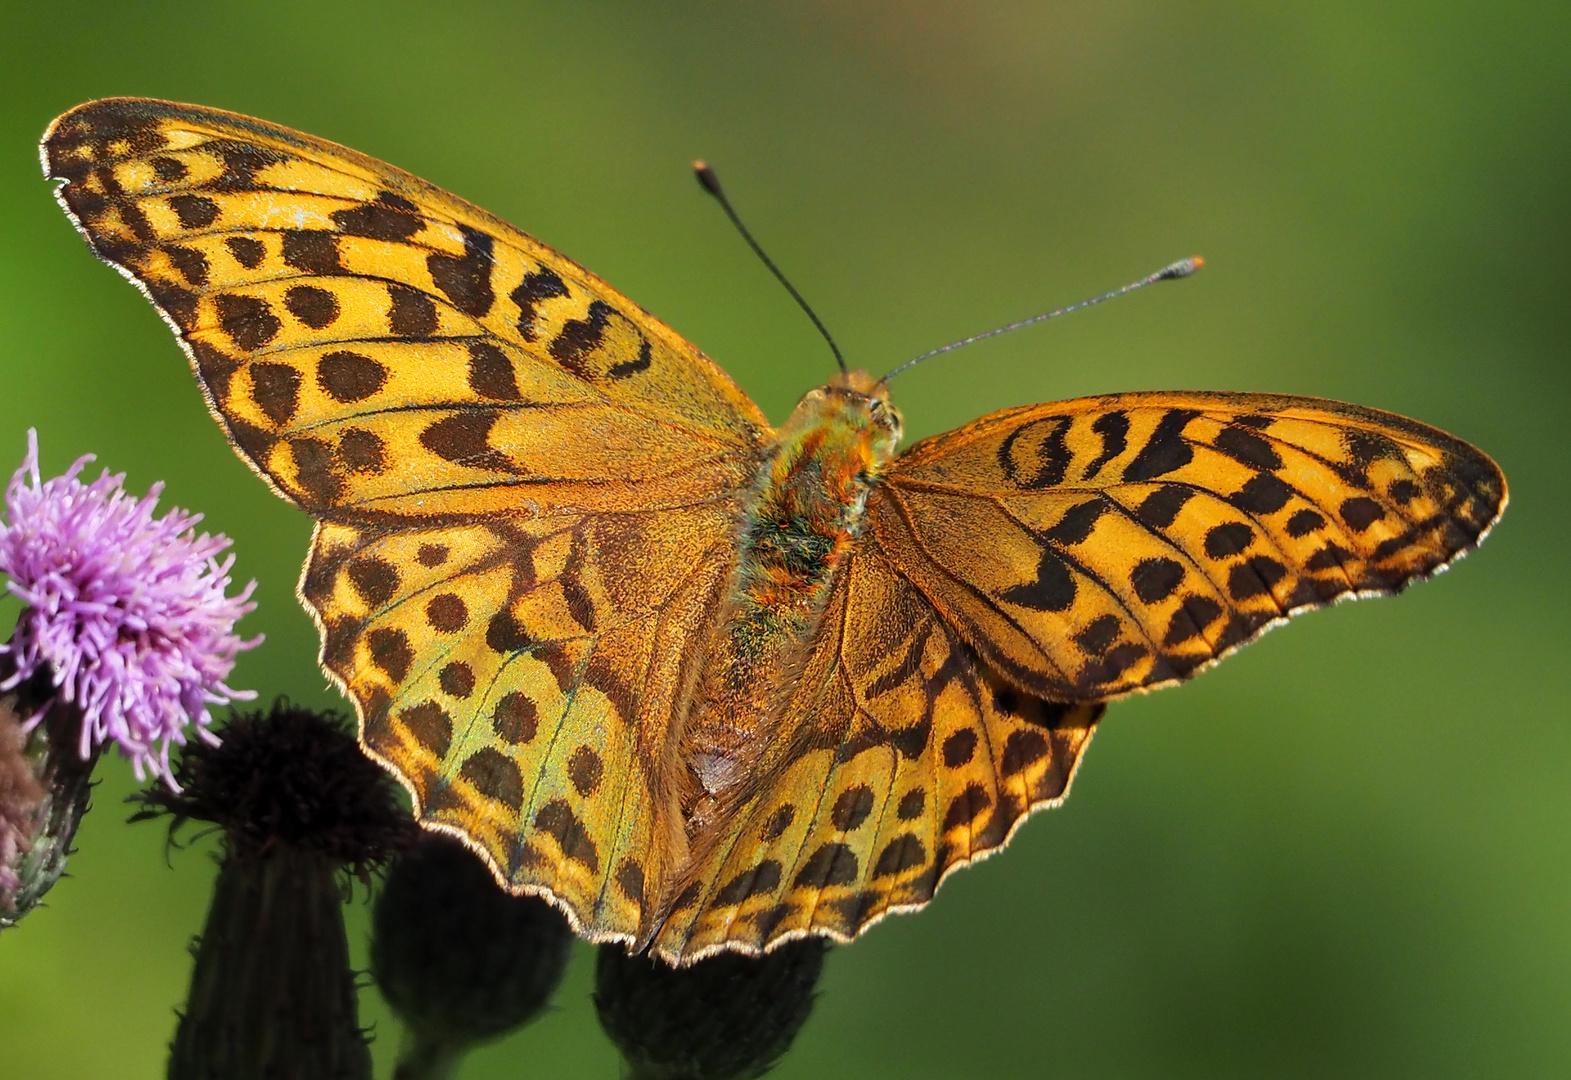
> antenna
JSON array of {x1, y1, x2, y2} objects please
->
[
  {"x1": 881, "y1": 256, "x2": 1204, "y2": 382},
  {"x1": 693, "y1": 160, "x2": 847, "y2": 375}
]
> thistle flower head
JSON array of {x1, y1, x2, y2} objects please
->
[
  {"x1": 0, "y1": 430, "x2": 259, "y2": 784},
  {"x1": 133, "y1": 699, "x2": 414, "y2": 873}
]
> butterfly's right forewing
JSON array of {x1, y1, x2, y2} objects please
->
[{"x1": 874, "y1": 391, "x2": 1506, "y2": 702}]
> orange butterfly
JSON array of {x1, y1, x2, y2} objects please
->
[{"x1": 42, "y1": 98, "x2": 1506, "y2": 964}]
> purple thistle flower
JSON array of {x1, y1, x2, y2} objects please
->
[{"x1": 0, "y1": 430, "x2": 260, "y2": 785}]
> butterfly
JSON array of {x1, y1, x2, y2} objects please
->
[{"x1": 42, "y1": 98, "x2": 1506, "y2": 964}]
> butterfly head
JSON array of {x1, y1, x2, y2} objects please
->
[{"x1": 786, "y1": 369, "x2": 904, "y2": 467}]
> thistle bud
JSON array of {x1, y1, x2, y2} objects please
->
[
  {"x1": 595, "y1": 940, "x2": 828, "y2": 1080},
  {"x1": 0, "y1": 670, "x2": 92, "y2": 925},
  {"x1": 134, "y1": 700, "x2": 413, "y2": 1080},
  {"x1": 372, "y1": 833, "x2": 573, "y2": 1079}
]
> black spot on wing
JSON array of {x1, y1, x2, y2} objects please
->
[
  {"x1": 388, "y1": 284, "x2": 438, "y2": 337},
  {"x1": 1163, "y1": 595, "x2": 1224, "y2": 646},
  {"x1": 1305, "y1": 543, "x2": 1355, "y2": 572},
  {"x1": 1135, "y1": 485, "x2": 1194, "y2": 528},
  {"x1": 1227, "y1": 555, "x2": 1289, "y2": 601},
  {"x1": 1286, "y1": 509, "x2": 1325, "y2": 537},
  {"x1": 348, "y1": 557, "x2": 400, "y2": 608},
  {"x1": 1214, "y1": 426, "x2": 1283, "y2": 470},
  {"x1": 534, "y1": 800, "x2": 599, "y2": 873},
  {"x1": 428, "y1": 225, "x2": 496, "y2": 318},
  {"x1": 715, "y1": 860, "x2": 784, "y2": 906},
  {"x1": 420, "y1": 412, "x2": 514, "y2": 471},
  {"x1": 1340, "y1": 497, "x2": 1386, "y2": 531},
  {"x1": 793, "y1": 843, "x2": 859, "y2": 889},
  {"x1": 1131, "y1": 557, "x2": 1185, "y2": 603},
  {"x1": 1230, "y1": 473, "x2": 1293, "y2": 515},
  {"x1": 148, "y1": 281, "x2": 200, "y2": 332},
  {"x1": 332, "y1": 191, "x2": 424, "y2": 242},
  {"x1": 467, "y1": 342, "x2": 520, "y2": 400},
  {"x1": 1001, "y1": 546, "x2": 1076, "y2": 612},
  {"x1": 400, "y1": 701, "x2": 452, "y2": 757},
  {"x1": 1001, "y1": 729, "x2": 1050, "y2": 775},
  {"x1": 550, "y1": 300, "x2": 614, "y2": 377},
  {"x1": 762, "y1": 805, "x2": 796, "y2": 841},
  {"x1": 942, "y1": 784, "x2": 992, "y2": 831},
  {"x1": 293, "y1": 437, "x2": 345, "y2": 506},
  {"x1": 874, "y1": 835, "x2": 927, "y2": 879},
  {"x1": 493, "y1": 693, "x2": 538, "y2": 744},
  {"x1": 607, "y1": 338, "x2": 653, "y2": 380},
  {"x1": 461, "y1": 747, "x2": 523, "y2": 807},
  {"x1": 567, "y1": 745, "x2": 604, "y2": 796},
  {"x1": 1123, "y1": 410, "x2": 1199, "y2": 481},
  {"x1": 1044, "y1": 500, "x2": 1106, "y2": 545},
  {"x1": 217, "y1": 294, "x2": 280, "y2": 351},
  {"x1": 317, "y1": 350, "x2": 388, "y2": 403},
  {"x1": 512, "y1": 267, "x2": 570, "y2": 342},
  {"x1": 616, "y1": 860, "x2": 646, "y2": 905},
  {"x1": 1203, "y1": 522, "x2": 1254, "y2": 559},
  {"x1": 225, "y1": 236, "x2": 265, "y2": 269},
  {"x1": 1388, "y1": 479, "x2": 1422, "y2": 505},
  {"x1": 1074, "y1": 614, "x2": 1122, "y2": 654},
  {"x1": 368, "y1": 627, "x2": 413, "y2": 682},
  {"x1": 150, "y1": 155, "x2": 187, "y2": 183},
  {"x1": 206, "y1": 140, "x2": 287, "y2": 191},
  {"x1": 168, "y1": 193, "x2": 218, "y2": 229},
  {"x1": 1082, "y1": 411, "x2": 1129, "y2": 480},
  {"x1": 831, "y1": 786, "x2": 875, "y2": 831},
  {"x1": 163, "y1": 244, "x2": 208, "y2": 287},
  {"x1": 250, "y1": 362, "x2": 300, "y2": 426},
  {"x1": 284, "y1": 284, "x2": 339, "y2": 329},
  {"x1": 282, "y1": 230, "x2": 341, "y2": 274},
  {"x1": 486, "y1": 611, "x2": 533, "y2": 654},
  {"x1": 999, "y1": 415, "x2": 1072, "y2": 489},
  {"x1": 942, "y1": 729, "x2": 977, "y2": 767}
]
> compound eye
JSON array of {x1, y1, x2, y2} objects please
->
[{"x1": 871, "y1": 400, "x2": 904, "y2": 438}]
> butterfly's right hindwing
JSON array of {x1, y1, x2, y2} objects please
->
[{"x1": 652, "y1": 546, "x2": 1101, "y2": 962}]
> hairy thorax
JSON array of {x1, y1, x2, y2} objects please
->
[{"x1": 679, "y1": 371, "x2": 902, "y2": 829}]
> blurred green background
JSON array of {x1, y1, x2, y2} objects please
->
[{"x1": 1, "y1": 2, "x2": 1567, "y2": 1077}]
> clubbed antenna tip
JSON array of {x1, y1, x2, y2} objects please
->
[
  {"x1": 1159, "y1": 255, "x2": 1205, "y2": 279},
  {"x1": 692, "y1": 160, "x2": 723, "y2": 198}
]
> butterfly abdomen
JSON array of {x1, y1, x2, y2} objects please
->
[{"x1": 679, "y1": 377, "x2": 901, "y2": 817}]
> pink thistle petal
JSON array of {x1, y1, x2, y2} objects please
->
[{"x1": 0, "y1": 431, "x2": 261, "y2": 785}]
